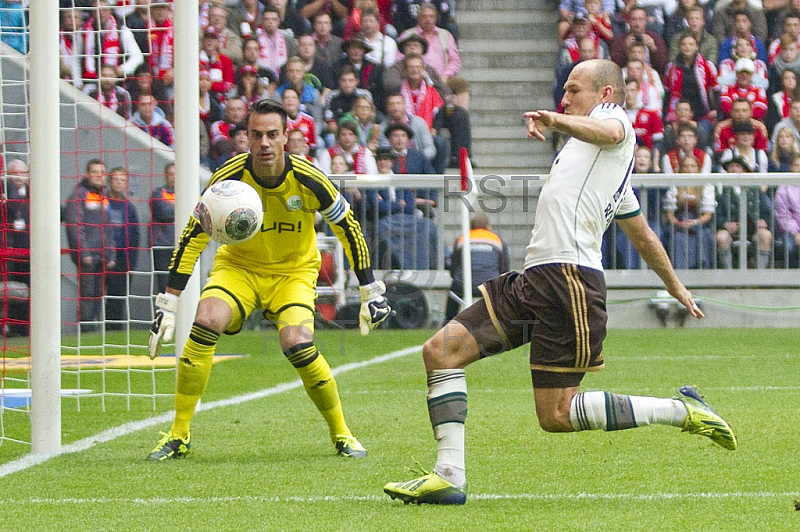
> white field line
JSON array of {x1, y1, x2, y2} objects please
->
[
  {"x1": 0, "y1": 491, "x2": 797, "y2": 505},
  {"x1": 0, "y1": 345, "x2": 423, "y2": 480}
]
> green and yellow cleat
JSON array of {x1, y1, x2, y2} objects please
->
[
  {"x1": 334, "y1": 434, "x2": 367, "y2": 458},
  {"x1": 384, "y1": 470, "x2": 467, "y2": 505},
  {"x1": 147, "y1": 431, "x2": 191, "y2": 461},
  {"x1": 675, "y1": 385, "x2": 737, "y2": 450}
]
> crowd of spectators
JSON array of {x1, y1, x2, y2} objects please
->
[
  {"x1": 51, "y1": 1, "x2": 470, "y2": 179},
  {"x1": 556, "y1": 0, "x2": 800, "y2": 268},
  {"x1": 47, "y1": 0, "x2": 471, "y2": 270}
]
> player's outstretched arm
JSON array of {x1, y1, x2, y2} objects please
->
[
  {"x1": 524, "y1": 110, "x2": 624, "y2": 147},
  {"x1": 617, "y1": 214, "x2": 704, "y2": 319}
]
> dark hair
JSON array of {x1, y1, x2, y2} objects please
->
[
  {"x1": 786, "y1": 10, "x2": 800, "y2": 22},
  {"x1": 624, "y1": 76, "x2": 639, "y2": 88},
  {"x1": 281, "y1": 86, "x2": 300, "y2": 99},
  {"x1": 677, "y1": 122, "x2": 698, "y2": 136},
  {"x1": 85, "y1": 158, "x2": 104, "y2": 173},
  {"x1": 262, "y1": 5, "x2": 280, "y2": 17},
  {"x1": 164, "y1": 162, "x2": 175, "y2": 173},
  {"x1": 338, "y1": 64, "x2": 357, "y2": 79},
  {"x1": 361, "y1": 7, "x2": 379, "y2": 21},
  {"x1": 245, "y1": 98, "x2": 287, "y2": 131},
  {"x1": 733, "y1": 9, "x2": 751, "y2": 20}
]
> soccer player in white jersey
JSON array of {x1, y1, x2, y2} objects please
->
[{"x1": 384, "y1": 60, "x2": 737, "y2": 506}]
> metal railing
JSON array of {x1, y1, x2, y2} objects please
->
[{"x1": 330, "y1": 172, "x2": 800, "y2": 289}]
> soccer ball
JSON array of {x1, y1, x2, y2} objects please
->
[{"x1": 194, "y1": 180, "x2": 263, "y2": 245}]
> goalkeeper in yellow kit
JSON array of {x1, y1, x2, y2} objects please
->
[{"x1": 147, "y1": 99, "x2": 391, "y2": 460}]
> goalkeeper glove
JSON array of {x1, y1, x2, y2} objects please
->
[
  {"x1": 359, "y1": 281, "x2": 392, "y2": 336},
  {"x1": 148, "y1": 292, "x2": 179, "y2": 360}
]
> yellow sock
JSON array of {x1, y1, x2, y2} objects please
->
[
  {"x1": 171, "y1": 323, "x2": 219, "y2": 440},
  {"x1": 286, "y1": 342, "x2": 350, "y2": 441}
]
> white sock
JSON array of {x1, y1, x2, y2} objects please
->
[
  {"x1": 427, "y1": 369, "x2": 468, "y2": 487},
  {"x1": 570, "y1": 391, "x2": 687, "y2": 431}
]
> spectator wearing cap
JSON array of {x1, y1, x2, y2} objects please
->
[
  {"x1": 718, "y1": 37, "x2": 768, "y2": 92},
  {"x1": 720, "y1": 58, "x2": 768, "y2": 120},
  {"x1": 720, "y1": 120, "x2": 769, "y2": 172},
  {"x1": 385, "y1": 121, "x2": 438, "y2": 219},
  {"x1": 662, "y1": 123, "x2": 713, "y2": 174},
  {"x1": 717, "y1": 10, "x2": 768, "y2": 63},
  {"x1": 365, "y1": 146, "x2": 438, "y2": 270},
  {"x1": 317, "y1": 120, "x2": 378, "y2": 175},
  {"x1": 386, "y1": 32, "x2": 451, "y2": 99},
  {"x1": 610, "y1": 7, "x2": 668, "y2": 75},
  {"x1": 386, "y1": 122, "x2": 434, "y2": 174},
  {"x1": 668, "y1": 6, "x2": 719, "y2": 66},
  {"x1": 358, "y1": 7, "x2": 397, "y2": 67},
  {"x1": 663, "y1": 34, "x2": 719, "y2": 140},
  {"x1": 254, "y1": 6, "x2": 297, "y2": 80},
  {"x1": 715, "y1": 98, "x2": 770, "y2": 154},
  {"x1": 556, "y1": 9, "x2": 609, "y2": 73},
  {"x1": 397, "y1": 3, "x2": 460, "y2": 82},
  {"x1": 559, "y1": 0, "x2": 616, "y2": 41},
  {"x1": 228, "y1": 64, "x2": 273, "y2": 105},
  {"x1": 715, "y1": 154, "x2": 774, "y2": 269},
  {"x1": 200, "y1": 26, "x2": 235, "y2": 95},
  {"x1": 713, "y1": 1, "x2": 768, "y2": 47},
  {"x1": 378, "y1": 92, "x2": 437, "y2": 165},
  {"x1": 335, "y1": 33, "x2": 385, "y2": 108},
  {"x1": 205, "y1": 4, "x2": 244, "y2": 67}
]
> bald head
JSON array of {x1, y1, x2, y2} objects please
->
[{"x1": 574, "y1": 60, "x2": 625, "y2": 105}]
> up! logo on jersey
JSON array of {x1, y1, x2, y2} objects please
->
[{"x1": 286, "y1": 195, "x2": 303, "y2": 211}]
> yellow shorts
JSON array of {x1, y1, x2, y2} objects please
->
[{"x1": 200, "y1": 259, "x2": 318, "y2": 334}]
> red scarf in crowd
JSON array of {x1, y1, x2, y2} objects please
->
[
  {"x1": 400, "y1": 79, "x2": 443, "y2": 129},
  {"x1": 256, "y1": 28, "x2": 288, "y2": 78},
  {"x1": 328, "y1": 144, "x2": 368, "y2": 174},
  {"x1": 83, "y1": 15, "x2": 120, "y2": 79},
  {"x1": 149, "y1": 17, "x2": 174, "y2": 79}
]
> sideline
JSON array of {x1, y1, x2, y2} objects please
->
[
  {"x1": 0, "y1": 490, "x2": 797, "y2": 504},
  {"x1": 0, "y1": 344, "x2": 423, "y2": 480}
]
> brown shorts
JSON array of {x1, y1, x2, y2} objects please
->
[{"x1": 453, "y1": 264, "x2": 607, "y2": 388}]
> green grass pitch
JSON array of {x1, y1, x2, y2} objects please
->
[{"x1": 0, "y1": 328, "x2": 798, "y2": 531}]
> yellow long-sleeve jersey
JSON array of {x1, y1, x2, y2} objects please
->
[{"x1": 167, "y1": 153, "x2": 374, "y2": 291}]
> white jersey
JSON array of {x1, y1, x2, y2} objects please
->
[{"x1": 524, "y1": 103, "x2": 639, "y2": 272}]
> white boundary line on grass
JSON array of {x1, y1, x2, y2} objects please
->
[
  {"x1": 0, "y1": 491, "x2": 798, "y2": 505},
  {"x1": 0, "y1": 344, "x2": 424, "y2": 480}
]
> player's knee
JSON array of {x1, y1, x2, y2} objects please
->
[
  {"x1": 537, "y1": 412, "x2": 573, "y2": 433},
  {"x1": 422, "y1": 335, "x2": 445, "y2": 368},
  {"x1": 194, "y1": 298, "x2": 232, "y2": 334}
]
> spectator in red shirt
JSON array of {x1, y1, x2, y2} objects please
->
[
  {"x1": 719, "y1": 58, "x2": 768, "y2": 120},
  {"x1": 714, "y1": 98, "x2": 770, "y2": 154},
  {"x1": 200, "y1": 27, "x2": 235, "y2": 96},
  {"x1": 624, "y1": 77, "x2": 664, "y2": 170}
]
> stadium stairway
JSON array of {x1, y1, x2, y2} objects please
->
[{"x1": 440, "y1": 0, "x2": 559, "y2": 268}]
